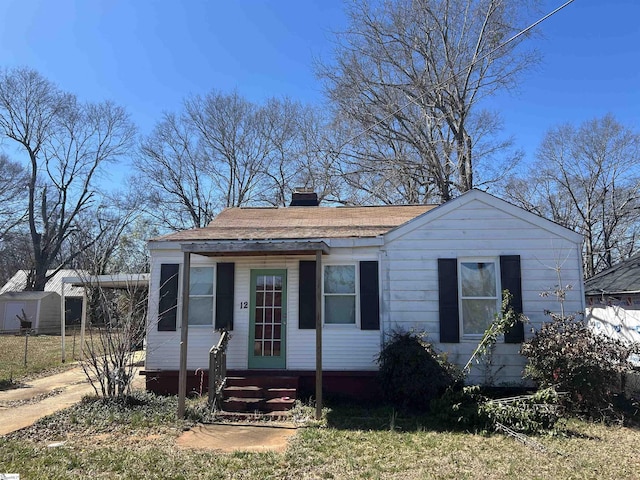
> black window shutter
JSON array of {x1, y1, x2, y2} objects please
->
[
  {"x1": 158, "y1": 264, "x2": 179, "y2": 331},
  {"x1": 299, "y1": 261, "x2": 316, "y2": 329},
  {"x1": 500, "y1": 255, "x2": 524, "y2": 343},
  {"x1": 360, "y1": 261, "x2": 380, "y2": 330},
  {"x1": 438, "y1": 258, "x2": 460, "y2": 343},
  {"x1": 215, "y1": 263, "x2": 235, "y2": 330}
]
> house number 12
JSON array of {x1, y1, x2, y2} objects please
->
[{"x1": 240, "y1": 301, "x2": 248, "y2": 309}]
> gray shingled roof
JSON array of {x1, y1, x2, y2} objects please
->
[
  {"x1": 152, "y1": 204, "x2": 437, "y2": 242},
  {"x1": 584, "y1": 254, "x2": 640, "y2": 295}
]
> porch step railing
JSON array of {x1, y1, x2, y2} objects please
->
[{"x1": 208, "y1": 329, "x2": 230, "y2": 409}]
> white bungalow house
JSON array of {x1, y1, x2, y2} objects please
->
[{"x1": 142, "y1": 189, "x2": 584, "y2": 408}]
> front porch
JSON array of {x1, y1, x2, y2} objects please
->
[{"x1": 141, "y1": 369, "x2": 383, "y2": 412}]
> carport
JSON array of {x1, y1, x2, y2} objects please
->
[{"x1": 60, "y1": 273, "x2": 150, "y2": 362}]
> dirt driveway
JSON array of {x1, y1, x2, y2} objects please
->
[{"x1": 0, "y1": 358, "x2": 144, "y2": 436}]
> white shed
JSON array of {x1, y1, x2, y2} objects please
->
[{"x1": 0, "y1": 291, "x2": 61, "y2": 334}]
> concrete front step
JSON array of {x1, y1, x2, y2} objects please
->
[{"x1": 213, "y1": 410, "x2": 293, "y2": 421}]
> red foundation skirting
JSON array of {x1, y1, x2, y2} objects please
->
[{"x1": 140, "y1": 369, "x2": 383, "y2": 402}]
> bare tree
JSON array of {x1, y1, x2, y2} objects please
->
[
  {"x1": 0, "y1": 67, "x2": 136, "y2": 290},
  {"x1": 504, "y1": 115, "x2": 640, "y2": 277},
  {"x1": 318, "y1": 0, "x2": 539, "y2": 203},
  {"x1": 0, "y1": 231, "x2": 32, "y2": 286},
  {"x1": 0, "y1": 154, "x2": 28, "y2": 241},
  {"x1": 61, "y1": 189, "x2": 147, "y2": 275},
  {"x1": 136, "y1": 91, "x2": 333, "y2": 229}
]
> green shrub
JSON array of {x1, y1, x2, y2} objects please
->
[
  {"x1": 521, "y1": 311, "x2": 634, "y2": 415},
  {"x1": 430, "y1": 385, "x2": 562, "y2": 434},
  {"x1": 377, "y1": 330, "x2": 461, "y2": 411}
]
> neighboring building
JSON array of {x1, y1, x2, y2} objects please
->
[
  {"x1": 0, "y1": 291, "x2": 61, "y2": 333},
  {"x1": 0, "y1": 269, "x2": 86, "y2": 334},
  {"x1": 142, "y1": 189, "x2": 585, "y2": 400},
  {"x1": 585, "y1": 254, "x2": 640, "y2": 346}
]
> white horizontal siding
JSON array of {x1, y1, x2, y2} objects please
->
[
  {"x1": 382, "y1": 196, "x2": 584, "y2": 386},
  {"x1": 146, "y1": 251, "x2": 380, "y2": 372}
]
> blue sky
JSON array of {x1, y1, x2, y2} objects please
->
[{"x1": 0, "y1": 0, "x2": 638, "y2": 182}]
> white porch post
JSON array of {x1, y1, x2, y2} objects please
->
[
  {"x1": 61, "y1": 282, "x2": 66, "y2": 363},
  {"x1": 315, "y1": 249, "x2": 323, "y2": 420},
  {"x1": 80, "y1": 289, "x2": 87, "y2": 360},
  {"x1": 177, "y1": 251, "x2": 191, "y2": 419}
]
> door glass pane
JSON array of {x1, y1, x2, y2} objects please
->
[{"x1": 264, "y1": 292, "x2": 273, "y2": 307}]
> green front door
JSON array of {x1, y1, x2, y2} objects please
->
[{"x1": 248, "y1": 269, "x2": 287, "y2": 369}]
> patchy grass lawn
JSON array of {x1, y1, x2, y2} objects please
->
[
  {"x1": 0, "y1": 334, "x2": 78, "y2": 387},
  {"x1": 1, "y1": 393, "x2": 640, "y2": 479}
]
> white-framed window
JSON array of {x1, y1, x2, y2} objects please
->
[
  {"x1": 188, "y1": 266, "x2": 214, "y2": 326},
  {"x1": 458, "y1": 259, "x2": 500, "y2": 336},
  {"x1": 323, "y1": 264, "x2": 357, "y2": 325}
]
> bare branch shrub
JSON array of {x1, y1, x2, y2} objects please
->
[{"x1": 80, "y1": 280, "x2": 147, "y2": 398}]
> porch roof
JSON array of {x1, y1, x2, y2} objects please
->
[{"x1": 181, "y1": 240, "x2": 330, "y2": 256}]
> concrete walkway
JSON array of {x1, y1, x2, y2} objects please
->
[
  {"x1": 176, "y1": 422, "x2": 298, "y2": 452},
  {"x1": 0, "y1": 353, "x2": 298, "y2": 453},
  {"x1": 0, "y1": 356, "x2": 144, "y2": 436}
]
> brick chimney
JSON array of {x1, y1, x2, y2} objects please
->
[{"x1": 289, "y1": 187, "x2": 319, "y2": 207}]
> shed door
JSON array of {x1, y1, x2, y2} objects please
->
[
  {"x1": 4, "y1": 302, "x2": 26, "y2": 331},
  {"x1": 248, "y1": 270, "x2": 287, "y2": 369}
]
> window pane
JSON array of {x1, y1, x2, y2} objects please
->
[
  {"x1": 461, "y1": 262, "x2": 496, "y2": 297},
  {"x1": 325, "y1": 296, "x2": 356, "y2": 324},
  {"x1": 190, "y1": 267, "x2": 213, "y2": 295},
  {"x1": 462, "y1": 299, "x2": 497, "y2": 335},
  {"x1": 324, "y1": 265, "x2": 355, "y2": 294},
  {"x1": 188, "y1": 297, "x2": 213, "y2": 325}
]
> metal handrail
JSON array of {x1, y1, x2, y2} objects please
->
[{"x1": 208, "y1": 329, "x2": 230, "y2": 409}]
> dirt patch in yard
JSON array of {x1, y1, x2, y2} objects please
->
[{"x1": 176, "y1": 422, "x2": 297, "y2": 453}]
